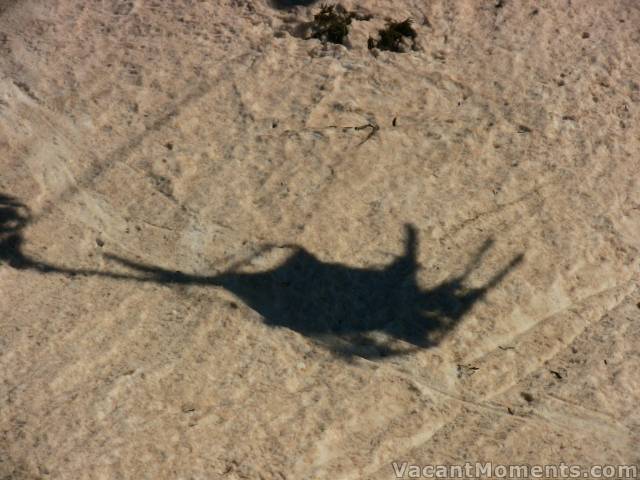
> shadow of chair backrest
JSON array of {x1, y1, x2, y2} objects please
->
[{"x1": 1, "y1": 192, "x2": 524, "y2": 359}]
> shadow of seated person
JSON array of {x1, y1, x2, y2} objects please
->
[
  {"x1": 105, "y1": 225, "x2": 523, "y2": 358},
  {"x1": 1, "y1": 192, "x2": 524, "y2": 359}
]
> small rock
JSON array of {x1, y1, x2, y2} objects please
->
[{"x1": 521, "y1": 392, "x2": 534, "y2": 403}]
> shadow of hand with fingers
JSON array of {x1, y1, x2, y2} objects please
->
[{"x1": 1, "y1": 193, "x2": 524, "y2": 359}]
